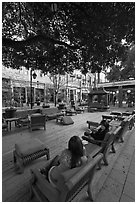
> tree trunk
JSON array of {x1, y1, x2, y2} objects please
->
[{"x1": 97, "y1": 72, "x2": 100, "y2": 84}]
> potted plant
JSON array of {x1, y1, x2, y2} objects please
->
[{"x1": 5, "y1": 106, "x2": 17, "y2": 118}]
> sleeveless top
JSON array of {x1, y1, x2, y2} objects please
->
[{"x1": 48, "y1": 149, "x2": 82, "y2": 187}]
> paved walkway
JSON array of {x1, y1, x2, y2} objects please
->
[{"x1": 95, "y1": 128, "x2": 135, "y2": 202}]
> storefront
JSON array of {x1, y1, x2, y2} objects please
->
[
  {"x1": 13, "y1": 87, "x2": 26, "y2": 105},
  {"x1": 2, "y1": 78, "x2": 12, "y2": 107},
  {"x1": 2, "y1": 78, "x2": 46, "y2": 107}
]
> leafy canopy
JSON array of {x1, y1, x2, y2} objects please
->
[
  {"x1": 106, "y1": 44, "x2": 135, "y2": 81},
  {"x1": 2, "y1": 2, "x2": 135, "y2": 75}
]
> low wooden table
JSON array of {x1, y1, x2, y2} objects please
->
[
  {"x1": 13, "y1": 138, "x2": 50, "y2": 174},
  {"x1": 5, "y1": 117, "x2": 20, "y2": 131}
]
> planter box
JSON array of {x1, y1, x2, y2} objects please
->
[{"x1": 5, "y1": 108, "x2": 17, "y2": 118}]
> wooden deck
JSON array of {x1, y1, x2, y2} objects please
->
[{"x1": 2, "y1": 109, "x2": 134, "y2": 202}]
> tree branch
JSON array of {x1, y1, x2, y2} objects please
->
[
  {"x1": 2, "y1": 34, "x2": 80, "y2": 50},
  {"x1": 18, "y1": 2, "x2": 29, "y2": 37}
]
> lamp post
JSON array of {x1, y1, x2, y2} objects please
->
[
  {"x1": 30, "y1": 68, "x2": 37, "y2": 109},
  {"x1": 51, "y1": 3, "x2": 57, "y2": 12}
]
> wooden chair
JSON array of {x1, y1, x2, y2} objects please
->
[
  {"x1": 30, "y1": 153, "x2": 103, "y2": 202},
  {"x1": 82, "y1": 126, "x2": 122, "y2": 166},
  {"x1": 29, "y1": 114, "x2": 46, "y2": 131}
]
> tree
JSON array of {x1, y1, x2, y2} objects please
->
[
  {"x1": 48, "y1": 73, "x2": 80, "y2": 106},
  {"x1": 2, "y1": 2, "x2": 135, "y2": 74},
  {"x1": 121, "y1": 45, "x2": 135, "y2": 80},
  {"x1": 106, "y1": 65, "x2": 122, "y2": 82},
  {"x1": 106, "y1": 44, "x2": 135, "y2": 81}
]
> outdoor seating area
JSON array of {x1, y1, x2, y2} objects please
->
[
  {"x1": 2, "y1": 105, "x2": 135, "y2": 202},
  {"x1": 2, "y1": 2, "x2": 135, "y2": 202},
  {"x1": 2, "y1": 107, "x2": 66, "y2": 132}
]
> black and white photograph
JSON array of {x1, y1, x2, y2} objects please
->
[{"x1": 2, "y1": 2, "x2": 135, "y2": 202}]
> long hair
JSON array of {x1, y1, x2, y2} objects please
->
[{"x1": 68, "y1": 136, "x2": 84, "y2": 168}]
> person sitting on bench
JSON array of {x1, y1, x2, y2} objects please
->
[
  {"x1": 41, "y1": 136, "x2": 87, "y2": 188},
  {"x1": 84, "y1": 119, "x2": 109, "y2": 141}
]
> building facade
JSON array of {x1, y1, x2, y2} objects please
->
[{"x1": 2, "y1": 66, "x2": 97, "y2": 107}]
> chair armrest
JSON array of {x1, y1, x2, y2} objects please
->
[
  {"x1": 65, "y1": 153, "x2": 103, "y2": 191},
  {"x1": 30, "y1": 168, "x2": 60, "y2": 201}
]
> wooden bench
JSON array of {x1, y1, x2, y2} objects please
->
[
  {"x1": 13, "y1": 138, "x2": 50, "y2": 174},
  {"x1": 122, "y1": 111, "x2": 135, "y2": 128},
  {"x1": 41, "y1": 107, "x2": 64, "y2": 120},
  {"x1": 122, "y1": 111, "x2": 133, "y2": 116},
  {"x1": 15, "y1": 109, "x2": 41, "y2": 127},
  {"x1": 66, "y1": 109, "x2": 77, "y2": 116},
  {"x1": 30, "y1": 153, "x2": 103, "y2": 201},
  {"x1": 88, "y1": 107, "x2": 98, "y2": 112},
  {"x1": 110, "y1": 111, "x2": 122, "y2": 120},
  {"x1": 88, "y1": 104, "x2": 110, "y2": 112},
  {"x1": 110, "y1": 115, "x2": 134, "y2": 143},
  {"x1": 82, "y1": 126, "x2": 122, "y2": 166},
  {"x1": 102, "y1": 114, "x2": 114, "y2": 122},
  {"x1": 75, "y1": 106, "x2": 85, "y2": 114},
  {"x1": 86, "y1": 121, "x2": 100, "y2": 129}
]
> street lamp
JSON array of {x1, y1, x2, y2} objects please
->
[
  {"x1": 30, "y1": 69, "x2": 37, "y2": 109},
  {"x1": 51, "y1": 3, "x2": 57, "y2": 12},
  {"x1": 127, "y1": 90, "x2": 131, "y2": 93}
]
